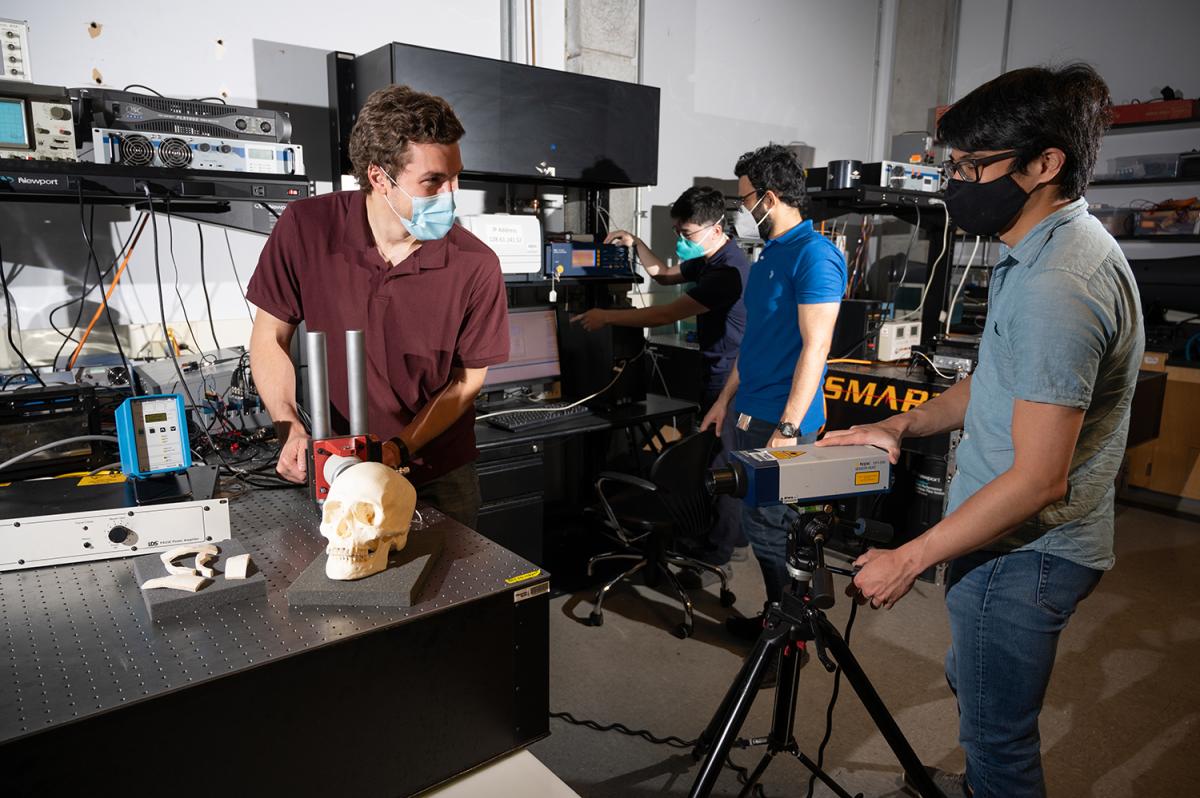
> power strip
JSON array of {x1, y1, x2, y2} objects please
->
[{"x1": 877, "y1": 320, "x2": 921, "y2": 362}]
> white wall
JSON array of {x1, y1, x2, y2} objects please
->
[
  {"x1": 953, "y1": 0, "x2": 1200, "y2": 264},
  {"x1": 640, "y1": 0, "x2": 888, "y2": 251},
  {"x1": 0, "y1": 1, "x2": 556, "y2": 367}
]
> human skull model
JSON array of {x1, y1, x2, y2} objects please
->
[{"x1": 319, "y1": 461, "x2": 417, "y2": 580}]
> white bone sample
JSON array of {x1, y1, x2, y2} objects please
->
[
  {"x1": 195, "y1": 550, "x2": 217, "y2": 578},
  {"x1": 225, "y1": 553, "x2": 252, "y2": 580},
  {"x1": 141, "y1": 574, "x2": 211, "y2": 592},
  {"x1": 161, "y1": 544, "x2": 220, "y2": 576}
]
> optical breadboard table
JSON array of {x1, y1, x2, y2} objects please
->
[{"x1": 0, "y1": 486, "x2": 550, "y2": 797}]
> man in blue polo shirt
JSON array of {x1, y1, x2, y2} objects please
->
[{"x1": 701, "y1": 144, "x2": 846, "y2": 639}]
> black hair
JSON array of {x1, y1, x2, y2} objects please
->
[
  {"x1": 670, "y1": 186, "x2": 726, "y2": 227},
  {"x1": 937, "y1": 63, "x2": 1112, "y2": 200},
  {"x1": 734, "y1": 144, "x2": 808, "y2": 210}
]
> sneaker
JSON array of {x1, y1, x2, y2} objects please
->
[
  {"x1": 758, "y1": 652, "x2": 778, "y2": 689},
  {"x1": 725, "y1": 611, "x2": 767, "y2": 642},
  {"x1": 901, "y1": 766, "x2": 969, "y2": 797},
  {"x1": 755, "y1": 646, "x2": 809, "y2": 691}
]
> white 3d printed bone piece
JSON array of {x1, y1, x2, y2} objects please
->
[
  {"x1": 161, "y1": 544, "x2": 220, "y2": 576},
  {"x1": 319, "y1": 461, "x2": 417, "y2": 580},
  {"x1": 141, "y1": 574, "x2": 211, "y2": 592},
  {"x1": 225, "y1": 553, "x2": 252, "y2": 580},
  {"x1": 196, "y1": 550, "x2": 217, "y2": 578}
]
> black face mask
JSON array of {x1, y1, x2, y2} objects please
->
[{"x1": 944, "y1": 173, "x2": 1030, "y2": 236}]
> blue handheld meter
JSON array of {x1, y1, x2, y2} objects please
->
[{"x1": 115, "y1": 394, "x2": 193, "y2": 479}]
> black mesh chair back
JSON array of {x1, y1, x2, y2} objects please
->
[{"x1": 648, "y1": 429, "x2": 717, "y2": 543}]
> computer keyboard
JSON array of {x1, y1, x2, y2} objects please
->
[{"x1": 483, "y1": 402, "x2": 593, "y2": 432}]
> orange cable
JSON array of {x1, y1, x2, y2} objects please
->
[{"x1": 68, "y1": 214, "x2": 149, "y2": 369}]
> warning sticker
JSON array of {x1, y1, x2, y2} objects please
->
[
  {"x1": 78, "y1": 472, "x2": 127, "y2": 486},
  {"x1": 505, "y1": 569, "x2": 543, "y2": 585},
  {"x1": 855, "y1": 471, "x2": 881, "y2": 486},
  {"x1": 768, "y1": 450, "x2": 806, "y2": 460}
]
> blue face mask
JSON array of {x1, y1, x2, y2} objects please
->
[
  {"x1": 675, "y1": 223, "x2": 719, "y2": 261},
  {"x1": 378, "y1": 165, "x2": 456, "y2": 241}
]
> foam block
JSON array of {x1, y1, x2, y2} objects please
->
[
  {"x1": 286, "y1": 528, "x2": 443, "y2": 609},
  {"x1": 133, "y1": 538, "x2": 267, "y2": 621}
]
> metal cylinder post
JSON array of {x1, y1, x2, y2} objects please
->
[
  {"x1": 345, "y1": 330, "x2": 368, "y2": 436},
  {"x1": 305, "y1": 331, "x2": 330, "y2": 440}
]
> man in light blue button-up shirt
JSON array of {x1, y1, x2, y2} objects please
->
[{"x1": 819, "y1": 64, "x2": 1142, "y2": 797}]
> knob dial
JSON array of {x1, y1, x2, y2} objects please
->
[
  {"x1": 107, "y1": 525, "x2": 133, "y2": 544},
  {"x1": 260, "y1": 121, "x2": 271, "y2": 133},
  {"x1": 49, "y1": 106, "x2": 70, "y2": 120},
  {"x1": 235, "y1": 118, "x2": 247, "y2": 130}
]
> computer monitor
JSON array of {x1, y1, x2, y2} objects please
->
[
  {"x1": 483, "y1": 308, "x2": 560, "y2": 389},
  {"x1": 1130, "y1": 255, "x2": 1200, "y2": 320},
  {"x1": 0, "y1": 97, "x2": 31, "y2": 151}
]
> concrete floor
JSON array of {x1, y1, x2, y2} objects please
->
[{"x1": 531, "y1": 505, "x2": 1200, "y2": 797}]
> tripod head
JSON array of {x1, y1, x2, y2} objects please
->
[{"x1": 784, "y1": 504, "x2": 894, "y2": 610}]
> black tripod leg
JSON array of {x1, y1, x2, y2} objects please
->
[
  {"x1": 736, "y1": 753, "x2": 774, "y2": 798},
  {"x1": 793, "y1": 751, "x2": 859, "y2": 798},
  {"x1": 816, "y1": 615, "x2": 947, "y2": 798},
  {"x1": 689, "y1": 632, "x2": 781, "y2": 798}
]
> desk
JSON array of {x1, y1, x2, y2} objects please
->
[
  {"x1": 473, "y1": 394, "x2": 698, "y2": 568},
  {"x1": 1, "y1": 488, "x2": 550, "y2": 797}
]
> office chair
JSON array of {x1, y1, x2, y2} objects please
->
[{"x1": 587, "y1": 429, "x2": 736, "y2": 638}]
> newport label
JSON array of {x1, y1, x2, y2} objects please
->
[{"x1": 0, "y1": 174, "x2": 70, "y2": 190}]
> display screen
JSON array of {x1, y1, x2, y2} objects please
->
[
  {"x1": 248, "y1": 148, "x2": 275, "y2": 160},
  {"x1": 143, "y1": 412, "x2": 169, "y2": 423},
  {"x1": 362, "y1": 43, "x2": 660, "y2": 186},
  {"x1": 0, "y1": 98, "x2": 30, "y2": 149},
  {"x1": 571, "y1": 248, "x2": 596, "y2": 268},
  {"x1": 483, "y1": 309, "x2": 560, "y2": 388}
]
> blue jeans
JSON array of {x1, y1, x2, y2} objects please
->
[
  {"x1": 733, "y1": 416, "x2": 818, "y2": 605},
  {"x1": 944, "y1": 549, "x2": 1102, "y2": 798}
]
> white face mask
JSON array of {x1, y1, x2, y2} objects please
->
[
  {"x1": 735, "y1": 193, "x2": 775, "y2": 239},
  {"x1": 376, "y1": 164, "x2": 457, "y2": 241}
]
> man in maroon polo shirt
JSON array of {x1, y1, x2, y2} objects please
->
[{"x1": 246, "y1": 85, "x2": 509, "y2": 528}]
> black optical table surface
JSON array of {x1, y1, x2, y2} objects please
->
[{"x1": 0, "y1": 485, "x2": 547, "y2": 744}]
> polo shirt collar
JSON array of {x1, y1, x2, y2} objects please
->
[
  {"x1": 339, "y1": 189, "x2": 449, "y2": 274},
  {"x1": 763, "y1": 219, "x2": 815, "y2": 250},
  {"x1": 1006, "y1": 197, "x2": 1088, "y2": 267}
]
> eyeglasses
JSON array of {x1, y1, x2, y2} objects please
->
[
  {"x1": 674, "y1": 222, "x2": 718, "y2": 240},
  {"x1": 737, "y1": 190, "x2": 759, "y2": 208},
  {"x1": 940, "y1": 150, "x2": 1019, "y2": 183}
]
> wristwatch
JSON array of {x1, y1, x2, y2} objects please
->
[
  {"x1": 387, "y1": 437, "x2": 412, "y2": 468},
  {"x1": 776, "y1": 421, "x2": 799, "y2": 438}
]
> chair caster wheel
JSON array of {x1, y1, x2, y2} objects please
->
[
  {"x1": 720, "y1": 589, "x2": 736, "y2": 608},
  {"x1": 676, "y1": 623, "x2": 693, "y2": 639},
  {"x1": 589, "y1": 611, "x2": 604, "y2": 627}
]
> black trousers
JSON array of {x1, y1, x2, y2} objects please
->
[{"x1": 417, "y1": 462, "x2": 481, "y2": 530}]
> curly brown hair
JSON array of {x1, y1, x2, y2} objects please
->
[{"x1": 348, "y1": 84, "x2": 465, "y2": 192}]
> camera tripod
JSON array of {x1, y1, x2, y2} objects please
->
[{"x1": 689, "y1": 505, "x2": 946, "y2": 798}]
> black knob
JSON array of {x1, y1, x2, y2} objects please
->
[
  {"x1": 260, "y1": 121, "x2": 271, "y2": 133},
  {"x1": 107, "y1": 525, "x2": 133, "y2": 544},
  {"x1": 220, "y1": 144, "x2": 231, "y2": 154},
  {"x1": 49, "y1": 106, "x2": 70, "y2": 120},
  {"x1": 235, "y1": 118, "x2": 247, "y2": 130},
  {"x1": 199, "y1": 142, "x2": 210, "y2": 152}
]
